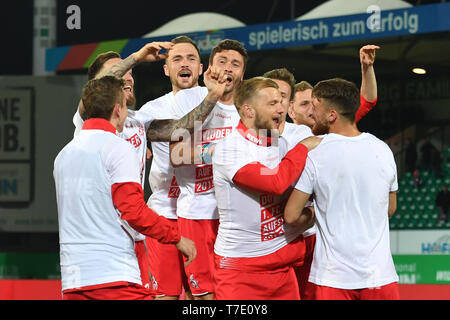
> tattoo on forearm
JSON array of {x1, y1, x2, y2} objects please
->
[
  {"x1": 102, "y1": 55, "x2": 137, "y2": 79},
  {"x1": 147, "y1": 96, "x2": 217, "y2": 142}
]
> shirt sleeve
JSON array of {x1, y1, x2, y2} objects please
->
[
  {"x1": 388, "y1": 149, "x2": 399, "y2": 192},
  {"x1": 103, "y1": 139, "x2": 142, "y2": 185},
  {"x1": 111, "y1": 182, "x2": 180, "y2": 244},
  {"x1": 232, "y1": 143, "x2": 309, "y2": 196},
  {"x1": 294, "y1": 156, "x2": 315, "y2": 195},
  {"x1": 355, "y1": 94, "x2": 377, "y2": 123},
  {"x1": 133, "y1": 101, "x2": 156, "y2": 130}
]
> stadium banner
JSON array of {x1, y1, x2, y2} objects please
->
[
  {"x1": 394, "y1": 255, "x2": 450, "y2": 284},
  {"x1": 390, "y1": 230, "x2": 450, "y2": 255},
  {"x1": 0, "y1": 75, "x2": 86, "y2": 232},
  {"x1": 46, "y1": 2, "x2": 450, "y2": 72},
  {"x1": 0, "y1": 89, "x2": 34, "y2": 206}
]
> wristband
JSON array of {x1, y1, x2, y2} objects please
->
[{"x1": 201, "y1": 143, "x2": 213, "y2": 164}]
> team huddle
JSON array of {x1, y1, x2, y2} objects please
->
[{"x1": 53, "y1": 36, "x2": 400, "y2": 300}]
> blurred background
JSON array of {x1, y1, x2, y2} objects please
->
[{"x1": 0, "y1": 0, "x2": 449, "y2": 299}]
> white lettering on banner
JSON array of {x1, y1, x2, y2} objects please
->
[
  {"x1": 436, "y1": 271, "x2": 450, "y2": 281},
  {"x1": 248, "y1": 10, "x2": 419, "y2": 50},
  {"x1": 0, "y1": 89, "x2": 33, "y2": 204}
]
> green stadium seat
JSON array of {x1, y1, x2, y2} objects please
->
[
  {"x1": 420, "y1": 170, "x2": 431, "y2": 180},
  {"x1": 425, "y1": 221, "x2": 435, "y2": 228},
  {"x1": 414, "y1": 195, "x2": 423, "y2": 204},
  {"x1": 407, "y1": 221, "x2": 417, "y2": 229},
  {"x1": 402, "y1": 213, "x2": 411, "y2": 222},
  {"x1": 423, "y1": 195, "x2": 433, "y2": 205},
  {"x1": 420, "y1": 212, "x2": 430, "y2": 221},
  {"x1": 416, "y1": 221, "x2": 425, "y2": 229}
]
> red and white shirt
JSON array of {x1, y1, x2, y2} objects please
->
[
  {"x1": 212, "y1": 121, "x2": 310, "y2": 258},
  {"x1": 55, "y1": 119, "x2": 179, "y2": 291},
  {"x1": 134, "y1": 90, "x2": 200, "y2": 220},
  {"x1": 172, "y1": 87, "x2": 240, "y2": 220},
  {"x1": 73, "y1": 109, "x2": 149, "y2": 188},
  {"x1": 73, "y1": 109, "x2": 151, "y2": 241}
]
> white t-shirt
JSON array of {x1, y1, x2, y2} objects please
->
[
  {"x1": 73, "y1": 109, "x2": 151, "y2": 242},
  {"x1": 213, "y1": 127, "x2": 304, "y2": 257},
  {"x1": 294, "y1": 132, "x2": 399, "y2": 289},
  {"x1": 134, "y1": 91, "x2": 196, "y2": 220},
  {"x1": 172, "y1": 86, "x2": 240, "y2": 220},
  {"x1": 54, "y1": 127, "x2": 143, "y2": 291},
  {"x1": 280, "y1": 121, "x2": 316, "y2": 237},
  {"x1": 280, "y1": 121, "x2": 313, "y2": 150},
  {"x1": 73, "y1": 109, "x2": 150, "y2": 188}
]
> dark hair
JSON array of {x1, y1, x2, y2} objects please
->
[
  {"x1": 82, "y1": 76, "x2": 125, "y2": 120},
  {"x1": 209, "y1": 39, "x2": 248, "y2": 71},
  {"x1": 312, "y1": 78, "x2": 359, "y2": 122},
  {"x1": 234, "y1": 76, "x2": 279, "y2": 113},
  {"x1": 263, "y1": 68, "x2": 296, "y2": 100},
  {"x1": 170, "y1": 35, "x2": 201, "y2": 59},
  {"x1": 294, "y1": 81, "x2": 313, "y2": 94},
  {"x1": 87, "y1": 51, "x2": 121, "y2": 80}
]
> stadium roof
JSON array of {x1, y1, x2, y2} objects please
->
[{"x1": 142, "y1": 12, "x2": 246, "y2": 38}]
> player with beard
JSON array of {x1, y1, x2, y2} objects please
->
[
  {"x1": 168, "y1": 39, "x2": 247, "y2": 300},
  {"x1": 267, "y1": 44, "x2": 380, "y2": 299},
  {"x1": 133, "y1": 36, "x2": 203, "y2": 300},
  {"x1": 71, "y1": 41, "x2": 228, "y2": 293},
  {"x1": 284, "y1": 78, "x2": 399, "y2": 300},
  {"x1": 211, "y1": 77, "x2": 321, "y2": 299}
]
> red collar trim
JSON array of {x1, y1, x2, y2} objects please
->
[
  {"x1": 236, "y1": 120, "x2": 273, "y2": 147},
  {"x1": 82, "y1": 118, "x2": 117, "y2": 134}
]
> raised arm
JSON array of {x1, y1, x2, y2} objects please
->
[
  {"x1": 355, "y1": 44, "x2": 380, "y2": 122},
  {"x1": 148, "y1": 66, "x2": 227, "y2": 142},
  {"x1": 77, "y1": 42, "x2": 174, "y2": 120},
  {"x1": 101, "y1": 41, "x2": 173, "y2": 78},
  {"x1": 360, "y1": 44, "x2": 379, "y2": 102}
]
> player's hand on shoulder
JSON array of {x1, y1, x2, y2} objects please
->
[
  {"x1": 300, "y1": 136, "x2": 322, "y2": 151},
  {"x1": 175, "y1": 236, "x2": 197, "y2": 267}
]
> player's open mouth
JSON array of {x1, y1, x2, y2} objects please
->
[
  {"x1": 179, "y1": 70, "x2": 192, "y2": 79},
  {"x1": 273, "y1": 117, "x2": 280, "y2": 126},
  {"x1": 123, "y1": 85, "x2": 132, "y2": 93},
  {"x1": 226, "y1": 76, "x2": 233, "y2": 85}
]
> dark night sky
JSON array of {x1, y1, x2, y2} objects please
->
[{"x1": 0, "y1": 0, "x2": 442, "y2": 75}]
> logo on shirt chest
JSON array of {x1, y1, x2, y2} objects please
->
[
  {"x1": 202, "y1": 127, "x2": 232, "y2": 143},
  {"x1": 194, "y1": 165, "x2": 214, "y2": 193},
  {"x1": 126, "y1": 133, "x2": 142, "y2": 148},
  {"x1": 259, "y1": 194, "x2": 286, "y2": 241}
]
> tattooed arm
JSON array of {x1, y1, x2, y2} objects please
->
[
  {"x1": 78, "y1": 42, "x2": 173, "y2": 119},
  {"x1": 147, "y1": 66, "x2": 228, "y2": 142}
]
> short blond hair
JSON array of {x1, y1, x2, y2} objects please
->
[
  {"x1": 294, "y1": 81, "x2": 313, "y2": 94},
  {"x1": 234, "y1": 77, "x2": 279, "y2": 114}
]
